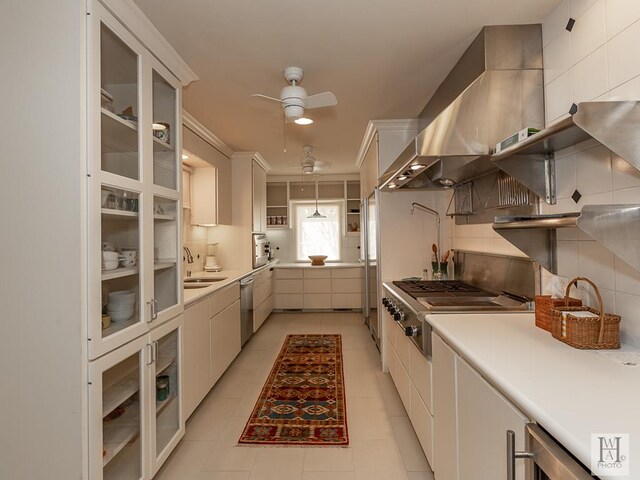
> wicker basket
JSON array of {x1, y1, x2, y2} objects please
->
[
  {"x1": 534, "y1": 295, "x2": 581, "y2": 332},
  {"x1": 550, "y1": 277, "x2": 621, "y2": 349}
]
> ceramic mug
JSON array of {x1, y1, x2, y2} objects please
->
[{"x1": 102, "y1": 251, "x2": 119, "y2": 270}]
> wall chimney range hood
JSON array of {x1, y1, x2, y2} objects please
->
[{"x1": 379, "y1": 24, "x2": 545, "y2": 191}]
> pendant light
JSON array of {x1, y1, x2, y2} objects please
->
[{"x1": 308, "y1": 174, "x2": 326, "y2": 219}]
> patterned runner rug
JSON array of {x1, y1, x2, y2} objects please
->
[{"x1": 238, "y1": 334, "x2": 349, "y2": 446}]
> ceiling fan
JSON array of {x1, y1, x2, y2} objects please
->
[{"x1": 251, "y1": 66, "x2": 337, "y2": 124}]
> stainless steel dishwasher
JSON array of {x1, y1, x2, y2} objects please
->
[{"x1": 240, "y1": 275, "x2": 254, "y2": 346}]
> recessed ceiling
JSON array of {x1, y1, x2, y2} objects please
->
[{"x1": 134, "y1": 0, "x2": 561, "y2": 175}]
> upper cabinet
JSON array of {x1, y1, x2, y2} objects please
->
[
  {"x1": 89, "y1": 3, "x2": 183, "y2": 360},
  {"x1": 252, "y1": 162, "x2": 267, "y2": 232},
  {"x1": 182, "y1": 114, "x2": 233, "y2": 226},
  {"x1": 356, "y1": 120, "x2": 419, "y2": 198}
]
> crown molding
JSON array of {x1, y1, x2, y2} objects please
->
[
  {"x1": 100, "y1": 0, "x2": 198, "y2": 85},
  {"x1": 183, "y1": 111, "x2": 234, "y2": 158},
  {"x1": 355, "y1": 119, "x2": 419, "y2": 167},
  {"x1": 232, "y1": 152, "x2": 272, "y2": 173}
]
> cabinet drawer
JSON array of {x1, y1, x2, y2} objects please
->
[
  {"x1": 275, "y1": 268, "x2": 303, "y2": 279},
  {"x1": 303, "y1": 278, "x2": 331, "y2": 294},
  {"x1": 274, "y1": 294, "x2": 303, "y2": 309},
  {"x1": 410, "y1": 382, "x2": 434, "y2": 466},
  {"x1": 392, "y1": 349, "x2": 411, "y2": 415},
  {"x1": 303, "y1": 294, "x2": 332, "y2": 309},
  {"x1": 254, "y1": 268, "x2": 269, "y2": 285},
  {"x1": 396, "y1": 330, "x2": 411, "y2": 374},
  {"x1": 275, "y1": 279, "x2": 303, "y2": 294},
  {"x1": 331, "y1": 293, "x2": 361, "y2": 309},
  {"x1": 254, "y1": 294, "x2": 273, "y2": 332},
  {"x1": 254, "y1": 281, "x2": 270, "y2": 308},
  {"x1": 303, "y1": 268, "x2": 331, "y2": 279},
  {"x1": 331, "y1": 278, "x2": 362, "y2": 293},
  {"x1": 208, "y1": 283, "x2": 240, "y2": 318},
  {"x1": 331, "y1": 267, "x2": 364, "y2": 279},
  {"x1": 409, "y1": 343, "x2": 433, "y2": 415}
]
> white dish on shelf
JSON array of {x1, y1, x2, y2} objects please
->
[
  {"x1": 108, "y1": 308, "x2": 134, "y2": 322},
  {"x1": 108, "y1": 290, "x2": 135, "y2": 302}
]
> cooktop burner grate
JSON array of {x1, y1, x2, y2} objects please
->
[{"x1": 393, "y1": 280, "x2": 483, "y2": 296}]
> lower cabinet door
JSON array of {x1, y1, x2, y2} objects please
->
[
  {"x1": 254, "y1": 294, "x2": 273, "y2": 332},
  {"x1": 211, "y1": 299, "x2": 241, "y2": 385},
  {"x1": 410, "y1": 383, "x2": 434, "y2": 467},
  {"x1": 149, "y1": 316, "x2": 185, "y2": 476},
  {"x1": 456, "y1": 357, "x2": 529, "y2": 480},
  {"x1": 89, "y1": 336, "x2": 148, "y2": 480}
]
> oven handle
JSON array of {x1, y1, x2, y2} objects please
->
[
  {"x1": 508, "y1": 424, "x2": 594, "y2": 480},
  {"x1": 507, "y1": 430, "x2": 533, "y2": 480}
]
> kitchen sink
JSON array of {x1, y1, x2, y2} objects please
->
[{"x1": 183, "y1": 277, "x2": 227, "y2": 283}]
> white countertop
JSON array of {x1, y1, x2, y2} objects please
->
[
  {"x1": 183, "y1": 261, "x2": 277, "y2": 307},
  {"x1": 428, "y1": 313, "x2": 640, "y2": 478},
  {"x1": 276, "y1": 262, "x2": 363, "y2": 268}
]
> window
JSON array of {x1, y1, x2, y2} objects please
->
[{"x1": 294, "y1": 201, "x2": 342, "y2": 262}]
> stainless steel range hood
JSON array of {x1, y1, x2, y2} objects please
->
[{"x1": 379, "y1": 25, "x2": 544, "y2": 190}]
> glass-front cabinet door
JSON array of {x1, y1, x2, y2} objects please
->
[
  {"x1": 149, "y1": 318, "x2": 184, "y2": 475},
  {"x1": 89, "y1": 336, "x2": 147, "y2": 480},
  {"x1": 89, "y1": 4, "x2": 182, "y2": 359}
]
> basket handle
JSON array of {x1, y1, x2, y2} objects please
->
[{"x1": 564, "y1": 277, "x2": 606, "y2": 344}]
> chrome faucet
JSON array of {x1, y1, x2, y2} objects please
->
[
  {"x1": 183, "y1": 246, "x2": 194, "y2": 278},
  {"x1": 410, "y1": 202, "x2": 441, "y2": 263}
]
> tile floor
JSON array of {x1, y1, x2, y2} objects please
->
[{"x1": 155, "y1": 312, "x2": 435, "y2": 480}]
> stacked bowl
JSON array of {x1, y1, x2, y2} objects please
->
[{"x1": 108, "y1": 290, "x2": 136, "y2": 321}]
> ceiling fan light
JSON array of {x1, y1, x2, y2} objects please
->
[
  {"x1": 284, "y1": 104, "x2": 304, "y2": 120},
  {"x1": 302, "y1": 165, "x2": 314, "y2": 174},
  {"x1": 295, "y1": 117, "x2": 314, "y2": 125}
]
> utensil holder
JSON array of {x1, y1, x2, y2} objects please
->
[{"x1": 550, "y1": 277, "x2": 620, "y2": 349}]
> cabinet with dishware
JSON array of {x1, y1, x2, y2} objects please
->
[
  {"x1": 265, "y1": 177, "x2": 361, "y2": 234},
  {"x1": 88, "y1": 315, "x2": 184, "y2": 480},
  {"x1": 90, "y1": 3, "x2": 183, "y2": 360}
]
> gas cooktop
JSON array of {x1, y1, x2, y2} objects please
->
[{"x1": 393, "y1": 280, "x2": 485, "y2": 297}]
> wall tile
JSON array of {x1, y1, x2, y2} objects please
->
[
  {"x1": 614, "y1": 291, "x2": 640, "y2": 347},
  {"x1": 570, "y1": 0, "x2": 606, "y2": 64},
  {"x1": 556, "y1": 240, "x2": 580, "y2": 278},
  {"x1": 605, "y1": 0, "x2": 640, "y2": 40},
  {"x1": 615, "y1": 257, "x2": 640, "y2": 295},
  {"x1": 599, "y1": 74, "x2": 640, "y2": 100},
  {"x1": 612, "y1": 154, "x2": 640, "y2": 190},
  {"x1": 544, "y1": 1, "x2": 571, "y2": 46},
  {"x1": 570, "y1": 0, "x2": 600, "y2": 19},
  {"x1": 572, "y1": 46, "x2": 608, "y2": 102},
  {"x1": 575, "y1": 145, "x2": 612, "y2": 195},
  {"x1": 555, "y1": 153, "x2": 577, "y2": 199},
  {"x1": 544, "y1": 31, "x2": 572, "y2": 85},
  {"x1": 578, "y1": 240, "x2": 615, "y2": 290},
  {"x1": 612, "y1": 186, "x2": 640, "y2": 204},
  {"x1": 607, "y1": 19, "x2": 640, "y2": 89},
  {"x1": 545, "y1": 71, "x2": 574, "y2": 124}
]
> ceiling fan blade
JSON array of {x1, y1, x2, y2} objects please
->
[
  {"x1": 250, "y1": 93, "x2": 282, "y2": 104},
  {"x1": 305, "y1": 91, "x2": 337, "y2": 109}
]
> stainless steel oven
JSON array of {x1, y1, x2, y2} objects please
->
[{"x1": 508, "y1": 424, "x2": 594, "y2": 480}]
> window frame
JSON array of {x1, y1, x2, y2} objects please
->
[{"x1": 292, "y1": 199, "x2": 344, "y2": 262}]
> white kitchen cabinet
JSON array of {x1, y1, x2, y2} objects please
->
[
  {"x1": 253, "y1": 267, "x2": 274, "y2": 332},
  {"x1": 210, "y1": 299, "x2": 241, "y2": 384},
  {"x1": 89, "y1": 315, "x2": 184, "y2": 480},
  {"x1": 252, "y1": 161, "x2": 267, "y2": 232},
  {"x1": 190, "y1": 166, "x2": 219, "y2": 226},
  {"x1": 89, "y1": 4, "x2": 183, "y2": 360},
  {"x1": 432, "y1": 332, "x2": 530, "y2": 480},
  {"x1": 456, "y1": 357, "x2": 529, "y2": 480},
  {"x1": 432, "y1": 332, "x2": 458, "y2": 479},
  {"x1": 411, "y1": 382, "x2": 434, "y2": 466},
  {"x1": 182, "y1": 298, "x2": 209, "y2": 419},
  {"x1": 182, "y1": 167, "x2": 191, "y2": 210},
  {"x1": 183, "y1": 283, "x2": 240, "y2": 418}
]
